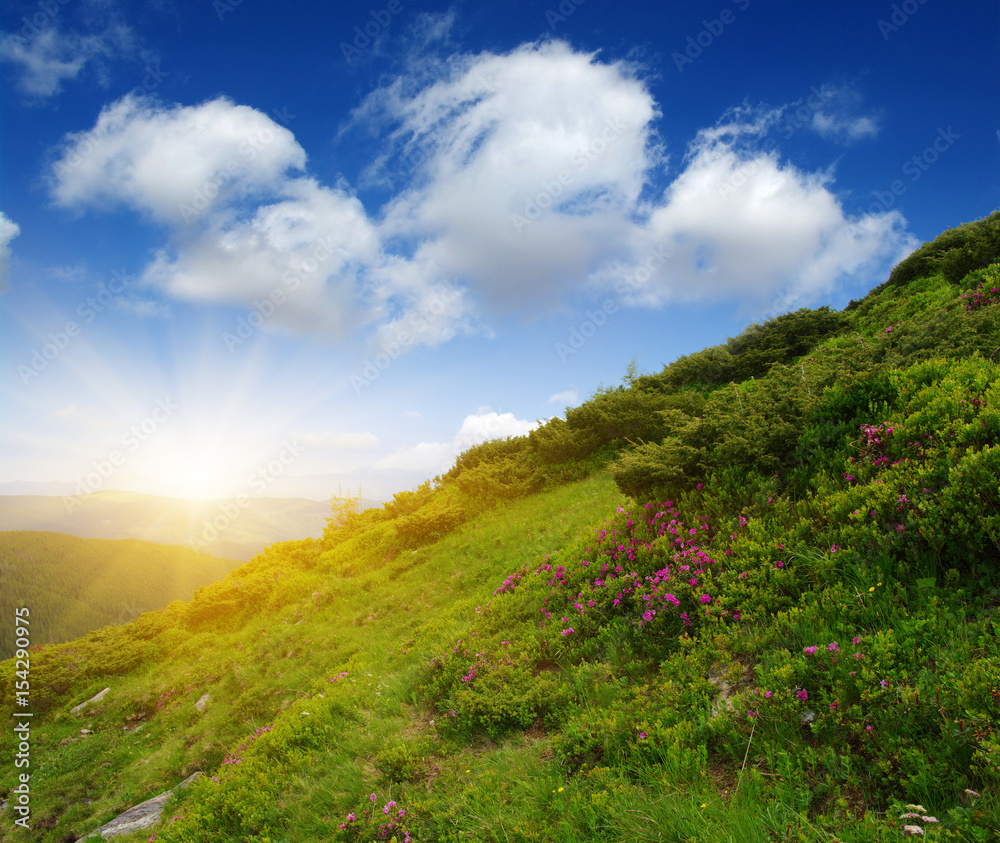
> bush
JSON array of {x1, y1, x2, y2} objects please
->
[
  {"x1": 880, "y1": 211, "x2": 1000, "y2": 290},
  {"x1": 726, "y1": 307, "x2": 848, "y2": 382}
]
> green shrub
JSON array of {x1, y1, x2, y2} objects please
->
[{"x1": 879, "y1": 211, "x2": 1000, "y2": 290}]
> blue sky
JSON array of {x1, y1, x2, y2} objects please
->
[{"x1": 1, "y1": 0, "x2": 997, "y2": 502}]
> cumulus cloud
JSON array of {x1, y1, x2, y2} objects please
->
[
  {"x1": 0, "y1": 211, "x2": 20, "y2": 292},
  {"x1": 50, "y1": 94, "x2": 306, "y2": 223},
  {"x1": 376, "y1": 409, "x2": 539, "y2": 473},
  {"x1": 361, "y1": 40, "x2": 658, "y2": 312},
  {"x1": 608, "y1": 117, "x2": 916, "y2": 309},
  {"x1": 47, "y1": 43, "x2": 915, "y2": 349},
  {"x1": 50, "y1": 95, "x2": 384, "y2": 339},
  {"x1": 0, "y1": 24, "x2": 136, "y2": 99}
]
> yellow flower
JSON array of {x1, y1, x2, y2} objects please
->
[
  {"x1": 869, "y1": 586, "x2": 875, "y2": 592},
  {"x1": 558, "y1": 787, "x2": 564, "y2": 793},
  {"x1": 700, "y1": 803, "x2": 707, "y2": 808}
]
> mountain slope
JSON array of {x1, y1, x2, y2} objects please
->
[
  {"x1": 0, "y1": 532, "x2": 240, "y2": 657},
  {"x1": 1, "y1": 214, "x2": 998, "y2": 842}
]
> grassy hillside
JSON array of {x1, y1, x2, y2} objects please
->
[
  {"x1": 0, "y1": 532, "x2": 240, "y2": 658},
  {"x1": 1, "y1": 213, "x2": 998, "y2": 842}
]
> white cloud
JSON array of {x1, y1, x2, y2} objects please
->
[
  {"x1": 0, "y1": 211, "x2": 19, "y2": 292},
  {"x1": 0, "y1": 24, "x2": 136, "y2": 99},
  {"x1": 362, "y1": 40, "x2": 658, "y2": 312},
  {"x1": 51, "y1": 94, "x2": 306, "y2": 223},
  {"x1": 805, "y1": 84, "x2": 881, "y2": 143},
  {"x1": 376, "y1": 409, "x2": 539, "y2": 473},
  {"x1": 50, "y1": 96, "x2": 384, "y2": 340},
  {"x1": 602, "y1": 116, "x2": 916, "y2": 309},
  {"x1": 300, "y1": 431, "x2": 380, "y2": 450},
  {"x1": 811, "y1": 111, "x2": 879, "y2": 142},
  {"x1": 47, "y1": 44, "x2": 915, "y2": 350},
  {"x1": 548, "y1": 389, "x2": 578, "y2": 405}
]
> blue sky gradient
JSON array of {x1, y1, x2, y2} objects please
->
[{"x1": 1, "y1": 0, "x2": 997, "y2": 501}]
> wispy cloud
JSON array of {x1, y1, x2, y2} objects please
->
[
  {"x1": 548, "y1": 389, "x2": 578, "y2": 405},
  {"x1": 115, "y1": 297, "x2": 170, "y2": 318},
  {"x1": 0, "y1": 24, "x2": 137, "y2": 99},
  {"x1": 805, "y1": 83, "x2": 882, "y2": 143},
  {"x1": 0, "y1": 211, "x2": 19, "y2": 292}
]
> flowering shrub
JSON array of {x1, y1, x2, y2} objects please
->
[
  {"x1": 959, "y1": 263, "x2": 1000, "y2": 311},
  {"x1": 333, "y1": 791, "x2": 414, "y2": 843}
]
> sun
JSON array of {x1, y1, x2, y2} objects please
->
[
  {"x1": 139, "y1": 442, "x2": 241, "y2": 500},
  {"x1": 155, "y1": 458, "x2": 231, "y2": 500}
]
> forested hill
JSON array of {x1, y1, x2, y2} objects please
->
[
  {"x1": 0, "y1": 532, "x2": 239, "y2": 658},
  {"x1": 0, "y1": 212, "x2": 998, "y2": 842}
]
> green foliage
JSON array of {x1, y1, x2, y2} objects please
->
[
  {"x1": 0, "y1": 532, "x2": 238, "y2": 658},
  {"x1": 878, "y1": 210, "x2": 1000, "y2": 290},
  {"x1": 562, "y1": 382, "x2": 673, "y2": 455},
  {"x1": 725, "y1": 306, "x2": 848, "y2": 382},
  {"x1": 650, "y1": 344, "x2": 733, "y2": 390}
]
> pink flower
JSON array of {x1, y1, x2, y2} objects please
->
[
  {"x1": 699, "y1": 594, "x2": 712, "y2": 604},
  {"x1": 796, "y1": 689, "x2": 808, "y2": 702},
  {"x1": 763, "y1": 691, "x2": 773, "y2": 699}
]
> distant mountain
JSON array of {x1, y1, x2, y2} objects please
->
[
  {"x1": 0, "y1": 531, "x2": 240, "y2": 657},
  {"x1": 0, "y1": 490, "x2": 332, "y2": 559}
]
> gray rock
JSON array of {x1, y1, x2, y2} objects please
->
[
  {"x1": 194, "y1": 693, "x2": 210, "y2": 712},
  {"x1": 70, "y1": 688, "x2": 110, "y2": 715},
  {"x1": 77, "y1": 772, "x2": 202, "y2": 840}
]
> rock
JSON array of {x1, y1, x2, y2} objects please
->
[
  {"x1": 71, "y1": 688, "x2": 110, "y2": 715},
  {"x1": 194, "y1": 693, "x2": 210, "y2": 712},
  {"x1": 77, "y1": 772, "x2": 202, "y2": 840}
]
